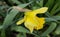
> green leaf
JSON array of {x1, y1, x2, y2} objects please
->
[
  {"x1": 50, "y1": 3, "x2": 59, "y2": 15},
  {"x1": 45, "y1": 16, "x2": 60, "y2": 23},
  {"x1": 52, "y1": 16, "x2": 60, "y2": 20},
  {"x1": 1, "y1": 30, "x2": 6, "y2": 37},
  {"x1": 54, "y1": 7, "x2": 60, "y2": 15},
  {"x1": 41, "y1": 22, "x2": 57, "y2": 36},
  {"x1": 54, "y1": 25, "x2": 60, "y2": 34},
  {"x1": 45, "y1": 0, "x2": 55, "y2": 9},
  {"x1": 17, "y1": 33, "x2": 26, "y2": 37},
  {"x1": 0, "y1": 12, "x2": 5, "y2": 17},
  {"x1": 1, "y1": 3, "x2": 31, "y2": 29},
  {"x1": 2, "y1": 9, "x2": 19, "y2": 29},
  {"x1": 11, "y1": 0, "x2": 21, "y2": 4},
  {"x1": 39, "y1": 0, "x2": 43, "y2": 7},
  {"x1": 0, "y1": 25, "x2": 4, "y2": 29},
  {"x1": 11, "y1": 26, "x2": 30, "y2": 33},
  {"x1": 45, "y1": 12, "x2": 51, "y2": 17},
  {"x1": 18, "y1": 1, "x2": 33, "y2": 8},
  {"x1": 45, "y1": 18, "x2": 57, "y2": 22}
]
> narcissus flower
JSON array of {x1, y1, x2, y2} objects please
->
[{"x1": 16, "y1": 7, "x2": 48, "y2": 33}]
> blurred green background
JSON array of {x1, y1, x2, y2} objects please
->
[{"x1": 0, "y1": 0, "x2": 60, "y2": 37}]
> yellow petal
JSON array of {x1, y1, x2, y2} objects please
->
[
  {"x1": 24, "y1": 21, "x2": 34, "y2": 33},
  {"x1": 16, "y1": 18, "x2": 25, "y2": 25},
  {"x1": 32, "y1": 7, "x2": 48, "y2": 15},
  {"x1": 35, "y1": 17, "x2": 45, "y2": 30},
  {"x1": 25, "y1": 7, "x2": 48, "y2": 16}
]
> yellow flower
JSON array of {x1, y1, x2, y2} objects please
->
[{"x1": 16, "y1": 7, "x2": 48, "y2": 33}]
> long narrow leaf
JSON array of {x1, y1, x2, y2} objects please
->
[{"x1": 41, "y1": 22, "x2": 57, "y2": 36}]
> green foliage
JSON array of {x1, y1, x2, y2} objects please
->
[{"x1": 0, "y1": 0, "x2": 60, "y2": 37}]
